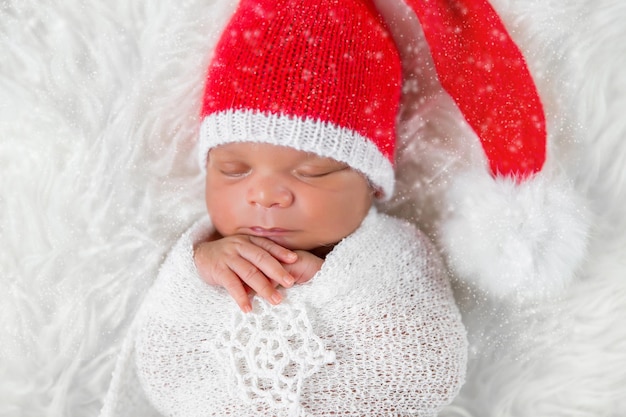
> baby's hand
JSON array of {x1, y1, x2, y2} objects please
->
[
  {"x1": 282, "y1": 250, "x2": 324, "y2": 285},
  {"x1": 194, "y1": 235, "x2": 297, "y2": 313}
]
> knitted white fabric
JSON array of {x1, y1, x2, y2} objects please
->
[
  {"x1": 100, "y1": 208, "x2": 467, "y2": 416},
  {"x1": 199, "y1": 110, "x2": 396, "y2": 199}
]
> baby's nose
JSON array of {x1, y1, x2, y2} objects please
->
[{"x1": 246, "y1": 176, "x2": 294, "y2": 208}]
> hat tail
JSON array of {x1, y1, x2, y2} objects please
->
[
  {"x1": 404, "y1": 0, "x2": 546, "y2": 178},
  {"x1": 401, "y1": 0, "x2": 590, "y2": 299}
]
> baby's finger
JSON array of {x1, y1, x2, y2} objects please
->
[
  {"x1": 218, "y1": 269, "x2": 253, "y2": 313},
  {"x1": 282, "y1": 250, "x2": 324, "y2": 284},
  {"x1": 229, "y1": 256, "x2": 284, "y2": 305},
  {"x1": 239, "y1": 242, "x2": 295, "y2": 288},
  {"x1": 248, "y1": 236, "x2": 298, "y2": 264}
]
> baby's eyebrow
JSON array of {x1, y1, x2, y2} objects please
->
[
  {"x1": 301, "y1": 154, "x2": 345, "y2": 165},
  {"x1": 207, "y1": 151, "x2": 245, "y2": 161}
]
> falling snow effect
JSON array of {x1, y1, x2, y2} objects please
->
[{"x1": 2, "y1": 0, "x2": 626, "y2": 416}]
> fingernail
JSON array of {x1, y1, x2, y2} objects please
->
[
  {"x1": 287, "y1": 252, "x2": 297, "y2": 261},
  {"x1": 242, "y1": 304, "x2": 252, "y2": 314},
  {"x1": 284, "y1": 275, "x2": 295, "y2": 286},
  {"x1": 270, "y1": 292, "x2": 282, "y2": 305}
]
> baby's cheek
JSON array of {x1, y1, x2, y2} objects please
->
[{"x1": 206, "y1": 202, "x2": 237, "y2": 237}]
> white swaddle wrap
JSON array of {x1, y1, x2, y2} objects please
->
[{"x1": 100, "y1": 208, "x2": 467, "y2": 416}]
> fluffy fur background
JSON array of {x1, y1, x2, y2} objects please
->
[{"x1": 1, "y1": 0, "x2": 624, "y2": 416}]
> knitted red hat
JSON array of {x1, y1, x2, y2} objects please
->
[
  {"x1": 403, "y1": 0, "x2": 588, "y2": 299},
  {"x1": 199, "y1": 0, "x2": 401, "y2": 198},
  {"x1": 199, "y1": 0, "x2": 589, "y2": 299}
]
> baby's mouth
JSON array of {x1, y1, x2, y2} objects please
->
[{"x1": 247, "y1": 226, "x2": 292, "y2": 237}]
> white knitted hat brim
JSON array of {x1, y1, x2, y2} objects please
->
[{"x1": 199, "y1": 109, "x2": 395, "y2": 199}]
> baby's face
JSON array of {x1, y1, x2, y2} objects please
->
[{"x1": 205, "y1": 142, "x2": 373, "y2": 251}]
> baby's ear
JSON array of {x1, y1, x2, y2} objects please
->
[
  {"x1": 370, "y1": 185, "x2": 385, "y2": 200},
  {"x1": 363, "y1": 177, "x2": 381, "y2": 199}
]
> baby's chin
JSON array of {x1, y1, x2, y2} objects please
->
[
  {"x1": 216, "y1": 225, "x2": 339, "y2": 256},
  {"x1": 260, "y1": 235, "x2": 337, "y2": 257}
]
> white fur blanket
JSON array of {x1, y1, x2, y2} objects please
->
[{"x1": 1, "y1": 1, "x2": 625, "y2": 416}]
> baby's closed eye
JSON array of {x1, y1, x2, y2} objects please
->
[
  {"x1": 295, "y1": 162, "x2": 348, "y2": 178},
  {"x1": 217, "y1": 162, "x2": 250, "y2": 177}
]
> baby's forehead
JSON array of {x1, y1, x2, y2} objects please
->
[{"x1": 209, "y1": 142, "x2": 342, "y2": 164}]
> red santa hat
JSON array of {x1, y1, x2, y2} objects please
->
[
  {"x1": 199, "y1": 0, "x2": 401, "y2": 198},
  {"x1": 198, "y1": 0, "x2": 589, "y2": 300}
]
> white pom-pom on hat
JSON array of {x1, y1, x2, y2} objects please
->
[
  {"x1": 399, "y1": 0, "x2": 591, "y2": 299},
  {"x1": 442, "y1": 169, "x2": 590, "y2": 300}
]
